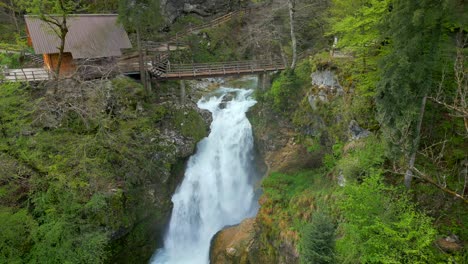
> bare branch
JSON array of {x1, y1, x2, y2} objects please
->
[{"x1": 413, "y1": 167, "x2": 468, "y2": 205}]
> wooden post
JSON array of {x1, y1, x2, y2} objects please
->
[
  {"x1": 136, "y1": 28, "x2": 148, "y2": 94},
  {"x1": 257, "y1": 73, "x2": 264, "y2": 90},
  {"x1": 257, "y1": 73, "x2": 270, "y2": 91}
]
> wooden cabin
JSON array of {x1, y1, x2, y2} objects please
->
[{"x1": 24, "y1": 14, "x2": 132, "y2": 76}]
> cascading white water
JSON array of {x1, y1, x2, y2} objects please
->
[{"x1": 151, "y1": 87, "x2": 259, "y2": 264}]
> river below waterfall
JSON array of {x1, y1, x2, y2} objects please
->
[{"x1": 151, "y1": 87, "x2": 260, "y2": 264}]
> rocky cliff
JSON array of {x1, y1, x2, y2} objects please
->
[{"x1": 161, "y1": 0, "x2": 246, "y2": 22}]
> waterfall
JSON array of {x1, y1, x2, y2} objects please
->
[{"x1": 151, "y1": 87, "x2": 259, "y2": 264}]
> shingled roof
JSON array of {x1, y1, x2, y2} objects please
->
[{"x1": 25, "y1": 14, "x2": 132, "y2": 59}]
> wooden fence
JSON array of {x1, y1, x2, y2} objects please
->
[{"x1": 1, "y1": 68, "x2": 52, "y2": 83}]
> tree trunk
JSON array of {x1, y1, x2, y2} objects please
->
[
  {"x1": 54, "y1": 1, "x2": 69, "y2": 83},
  {"x1": 288, "y1": 0, "x2": 297, "y2": 70},
  {"x1": 55, "y1": 27, "x2": 66, "y2": 79},
  {"x1": 136, "y1": 27, "x2": 148, "y2": 93},
  {"x1": 405, "y1": 95, "x2": 427, "y2": 189}
]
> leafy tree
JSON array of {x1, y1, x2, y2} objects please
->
[
  {"x1": 300, "y1": 211, "x2": 336, "y2": 264},
  {"x1": 329, "y1": 0, "x2": 390, "y2": 57},
  {"x1": 329, "y1": 0, "x2": 390, "y2": 95}
]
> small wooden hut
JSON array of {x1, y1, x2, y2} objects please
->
[{"x1": 25, "y1": 14, "x2": 132, "y2": 75}]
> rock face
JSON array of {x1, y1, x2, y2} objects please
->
[
  {"x1": 210, "y1": 218, "x2": 256, "y2": 264},
  {"x1": 161, "y1": 0, "x2": 243, "y2": 22},
  {"x1": 308, "y1": 70, "x2": 344, "y2": 110}
]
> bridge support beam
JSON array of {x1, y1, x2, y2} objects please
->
[
  {"x1": 180, "y1": 80, "x2": 186, "y2": 105},
  {"x1": 257, "y1": 73, "x2": 271, "y2": 91}
]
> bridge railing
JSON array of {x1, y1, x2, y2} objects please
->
[
  {"x1": 168, "y1": 59, "x2": 284, "y2": 71},
  {"x1": 162, "y1": 59, "x2": 285, "y2": 78}
]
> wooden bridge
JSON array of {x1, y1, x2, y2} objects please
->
[
  {"x1": 117, "y1": 56, "x2": 285, "y2": 80},
  {"x1": 148, "y1": 59, "x2": 285, "y2": 80}
]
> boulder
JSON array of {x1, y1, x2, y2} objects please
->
[
  {"x1": 348, "y1": 120, "x2": 370, "y2": 140},
  {"x1": 210, "y1": 218, "x2": 256, "y2": 264},
  {"x1": 436, "y1": 234, "x2": 464, "y2": 253}
]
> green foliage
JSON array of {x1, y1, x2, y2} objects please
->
[
  {"x1": 266, "y1": 70, "x2": 302, "y2": 113},
  {"x1": 18, "y1": 0, "x2": 82, "y2": 18},
  {"x1": 118, "y1": 0, "x2": 163, "y2": 39},
  {"x1": 86, "y1": 0, "x2": 119, "y2": 12},
  {"x1": 337, "y1": 174, "x2": 437, "y2": 263},
  {"x1": 0, "y1": 208, "x2": 37, "y2": 263},
  {"x1": 0, "y1": 53, "x2": 21, "y2": 68},
  {"x1": 330, "y1": 0, "x2": 390, "y2": 56},
  {"x1": 300, "y1": 211, "x2": 336, "y2": 264},
  {"x1": 29, "y1": 219, "x2": 108, "y2": 264},
  {"x1": 323, "y1": 141, "x2": 344, "y2": 170},
  {"x1": 263, "y1": 171, "x2": 314, "y2": 204},
  {"x1": 336, "y1": 135, "x2": 386, "y2": 180}
]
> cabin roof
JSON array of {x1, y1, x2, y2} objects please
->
[{"x1": 25, "y1": 14, "x2": 132, "y2": 59}]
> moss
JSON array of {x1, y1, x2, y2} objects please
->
[{"x1": 171, "y1": 108, "x2": 207, "y2": 142}]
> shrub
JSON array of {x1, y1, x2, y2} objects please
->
[
  {"x1": 337, "y1": 174, "x2": 437, "y2": 263},
  {"x1": 266, "y1": 70, "x2": 301, "y2": 113}
]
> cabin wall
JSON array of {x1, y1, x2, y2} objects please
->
[{"x1": 43, "y1": 53, "x2": 75, "y2": 76}]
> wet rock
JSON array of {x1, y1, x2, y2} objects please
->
[
  {"x1": 210, "y1": 218, "x2": 256, "y2": 264},
  {"x1": 219, "y1": 93, "x2": 235, "y2": 109}
]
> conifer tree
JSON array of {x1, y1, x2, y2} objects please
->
[{"x1": 376, "y1": 0, "x2": 448, "y2": 188}]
